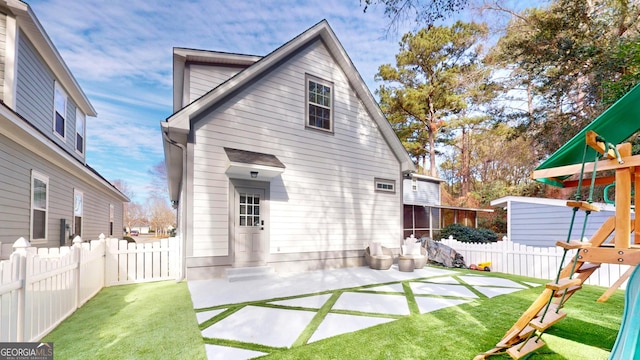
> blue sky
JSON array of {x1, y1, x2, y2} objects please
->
[{"x1": 27, "y1": 0, "x2": 528, "y2": 203}]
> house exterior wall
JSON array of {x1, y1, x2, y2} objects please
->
[
  {"x1": 508, "y1": 201, "x2": 615, "y2": 247},
  {"x1": 0, "y1": 12, "x2": 6, "y2": 99},
  {"x1": 187, "y1": 40, "x2": 402, "y2": 267},
  {"x1": 187, "y1": 64, "x2": 244, "y2": 103},
  {"x1": 15, "y1": 30, "x2": 82, "y2": 163},
  {"x1": 0, "y1": 133, "x2": 124, "y2": 246},
  {"x1": 403, "y1": 177, "x2": 440, "y2": 206}
]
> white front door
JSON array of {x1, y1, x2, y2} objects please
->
[{"x1": 234, "y1": 187, "x2": 266, "y2": 265}]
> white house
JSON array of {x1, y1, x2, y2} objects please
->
[
  {"x1": 491, "y1": 196, "x2": 617, "y2": 247},
  {"x1": 0, "y1": 0, "x2": 127, "y2": 251},
  {"x1": 161, "y1": 20, "x2": 415, "y2": 279}
]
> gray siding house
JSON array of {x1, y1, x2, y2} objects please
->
[
  {"x1": 403, "y1": 173, "x2": 491, "y2": 239},
  {"x1": 491, "y1": 196, "x2": 617, "y2": 247},
  {"x1": 162, "y1": 20, "x2": 415, "y2": 279},
  {"x1": 0, "y1": 1, "x2": 127, "y2": 249}
]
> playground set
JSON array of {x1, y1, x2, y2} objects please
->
[{"x1": 475, "y1": 84, "x2": 640, "y2": 359}]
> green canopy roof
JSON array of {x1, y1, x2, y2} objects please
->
[{"x1": 535, "y1": 83, "x2": 640, "y2": 186}]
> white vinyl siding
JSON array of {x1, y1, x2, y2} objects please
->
[
  {"x1": 190, "y1": 39, "x2": 401, "y2": 257},
  {"x1": 403, "y1": 178, "x2": 440, "y2": 206},
  {"x1": 188, "y1": 64, "x2": 245, "y2": 103},
  {"x1": 0, "y1": 12, "x2": 6, "y2": 100},
  {"x1": 0, "y1": 133, "x2": 124, "y2": 246}
]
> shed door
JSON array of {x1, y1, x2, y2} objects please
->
[{"x1": 234, "y1": 188, "x2": 266, "y2": 265}]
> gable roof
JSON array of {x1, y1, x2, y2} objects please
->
[
  {"x1": 162, "y1": 20, "x2": 415, "y2": 174},
  {"x1": 5, "y1": 0, "x2": 96, "y2": 116}
]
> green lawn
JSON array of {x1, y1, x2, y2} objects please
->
[
  {"x1": 43, "y1": 281, "x2": 206, "y2": 360},
  {"x1": 43, "y1": 270, "x2": 625, "y2": 359}
]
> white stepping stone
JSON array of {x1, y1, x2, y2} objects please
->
[
  {"x1": 458, "y1": 275, "x2": 526, "y2": 288},
  {"x1": 196, "y1": 309, "x2": 226, "y2": 324},
  {"x1": 474, "y1": 286, "x2": 524, "y2": 298},
  {"x1": 332, "y1": 292, "x2": 410, "y2": 315},
  {"x1": 205, "y1": 344, "x2": 267, "y2": 360},
  {"x1": 308, "y1": 313, "x2": 394, "y2": 343},
  {"x1": 270, "y1": 294, "x2": 332, "y2": 309},
  {"x1": 410, "y1": 282, "x2": 479, "y2": 298},
  {"x1": 201, "y1": 306, "x2": 315, "y2": 348},
  {"x1": 414, "y1": 297, "x2": 472, "y2": 313}
]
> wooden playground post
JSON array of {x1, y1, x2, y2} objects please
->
[{"x1": 614, "y1": 143, "x2": 632, "y2": 249}]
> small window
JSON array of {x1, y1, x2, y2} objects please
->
[
  {"x1": 76, "y1": 109, "x2": 85, "y2": 154},
  {"x1": 54, "y1": 82, "x2": 67, "y2": 138},
  {"x1": 31, "y1": 170, "x2": 49, "y2": 242},
  {"x1": 109, "y1": 204, "x2": 114, "y2": 236},
  {"x1": 73, "y1": 190, "x2": 83, "y2": 238},
  {"x1": 375, "y1": 178, "x2": 396, "y2": 193},
  {"x1": 411, "y1": 178, "x2": 418, "y2": 191},
  {"x1": 306, "y1": 75, "x2": 333, "y2": 132}
]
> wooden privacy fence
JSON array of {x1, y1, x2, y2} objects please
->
[
  {"x1": 440, "y1": 237, "x2": 631, "y2": 289},
  {"x1": 0, "y1": 235, "x2": 181, "y2": 342}
]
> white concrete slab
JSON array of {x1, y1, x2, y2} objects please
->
[
  {"x1": 201, "y1": 306, "x2": 316, "y2": 348},
  {"x1": 196, "y1": 309, "x2": 226, "y2": 324},
  {"x1": 524, "y1": 281, "x2": 543, "y2": 287},
  {"x1": 308, "y1": 313, "x2": 394, "y2": 343},
  {"x1": 410, "y1": 282, "x2": 479, "y2": 298},
  {"x1": 458, "y1": 275, "x2": 527, "y2": 288},
  {"x1": 188, "y1": 266, "x2": 459, "y2": 309},
  {"x1": 332, "y1": 292, "x2": 410, "y2": 315},
  {"x1": 363, "y1": 283, "x2": 405, "y2": 293},
  {"x1": 414, "y1": 297, "x2": 472, "y2": 314},
  {"x1": 420, "y1": 276, "x2": 460, "y2": 284},
  {"x1": 269, "y1": 294, "x2": 332, "y2": 309},
  {"x1": 474, "y1": 286, "x2": 524, "y2": 298},
  {"x1": 205, "y1": 345, "x2": 267, "y2": 360}
]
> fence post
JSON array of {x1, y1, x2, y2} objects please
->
[
  {"x1": 72, "y1": 236, "x2": 82, "y2": 309},
  {"x1": 12, "y1": 237, "x2": 29, "y2": 342}
]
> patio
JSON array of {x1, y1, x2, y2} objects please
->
[{"x1": 189, "y1": 266, "x2": 544, "y2": 359}]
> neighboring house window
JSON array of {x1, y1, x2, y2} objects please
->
[
  {"x1": 73, "y1": 190, "x2": 83, "y2": 238},
  {"x1": 54, "y1": 82, "x2": 67, "y2": 138},
  {"x1": 411, "y1": 178, "x2": 418, "y2": 191},
  {"x1": 109, "y1": 204, "x2": 114, "y2": 236},
  {"x1": 375, "y1": 178, "x2": 396, "y2": 193},
  {"x1": 31, "y1": 170, "x2": 49, "y2": 242},
  {"x1": 306, "y1": 75, "x2": 333, "y2": 132},
  {"x1": 76, "y1": 109, "x2": 85, "y2": 154}
]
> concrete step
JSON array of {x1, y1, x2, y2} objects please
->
[{"x1": 225, "y1": 266, "x2": 277, "y2": 282}]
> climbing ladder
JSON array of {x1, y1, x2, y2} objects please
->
[{"x1": 475, "y1": 131, "x2": 640, "y2": 359}]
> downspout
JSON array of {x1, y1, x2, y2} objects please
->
[{"x1": 162, "y1": 129, "x2": 188, "y2": 282}]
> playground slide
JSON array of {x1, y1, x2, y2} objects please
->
[{"x1": 609, "y1": 265, "x2": 640, "y2": 360}]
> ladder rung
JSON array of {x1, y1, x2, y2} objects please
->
[
  {"x1": 577, "y1": 262, "x2": 600, "y2": 273},
  {"x1": 553, "y1": 285, "x2": 582, "y2": 297},
  {"x1": 530, "y1": 309, "x2": 567, "y2": 331},
  {"x1": 546, "y1": 278, "x2": 582, "y2": 291},
  {"x1": 506, "y1": 337, "x2": 546, "y2": 359},
  {"x1": 566, "y1": 201, "x2": 600, "y2": 212},
  {"x1": 556, "y1": 240, "x2": 591, "y2": 250}
]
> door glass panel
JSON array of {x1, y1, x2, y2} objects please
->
[{"x1": 239, "y1": 192, "x2": 261, "y2": 227}]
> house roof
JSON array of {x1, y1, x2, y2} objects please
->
[
  {"x1": 407, "y1": 173, "x2": 445, "y2": 183},
  {"x1": 534, "y1": 83, "x2": 640, "y2": 186},
  {"x1": 162, "y1": 20, "x2": 416, "y2": 202},
  {"x1": 224, "y1": 148, "x2": 285, "y2": 168},
  {"x1": 5, "y1": 0, "x2": 96, "y2": 116}
]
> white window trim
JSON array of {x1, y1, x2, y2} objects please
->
[
  {"x1": 53, "y1": 81, "x2": 67, "y2": 140},
  {"x1": 305, "y1": 74, "x2": 334, "y2": 133},
  {"x1": 375, "y1": 178, "x2": 396, "y2": 193},
  {"x1": 411, "y1": 178, "x2": 418, "y2": 191},
  {"x1": 30, "y1": 170, "x2": 49, "y2": 243},
  {"x1": 73, "y1": 189, "x2": 83, "y2": 238},
  {"x1": 109, "y1": 204, "x2": 114, "y2": 236},
  {"x1": 75, "y1": 108, "x2": 85, "y2": 155}
]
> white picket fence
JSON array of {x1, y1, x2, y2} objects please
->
[
  {"x1": 0, "y1": 235, "x2": 181, "y2": 342},
  {"x1": 440, "y1": 237, "x2": 631, "y2": 289}
]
